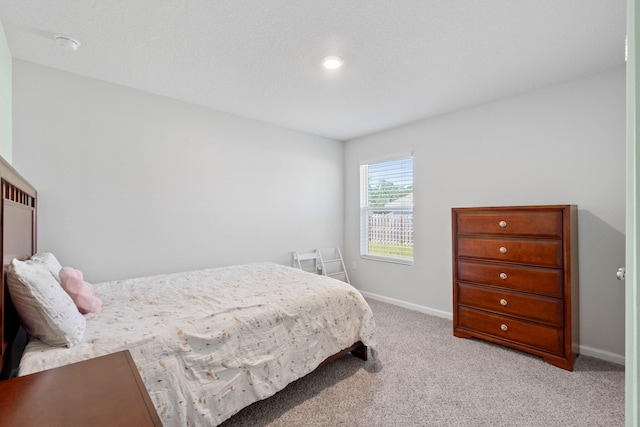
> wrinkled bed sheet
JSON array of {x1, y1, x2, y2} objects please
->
[{"x1": 18, "y1": 262, "x2": 378, "y2": 426}]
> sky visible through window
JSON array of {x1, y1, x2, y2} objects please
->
[{"x1": 367, "y1": 158, "x2": 413, "y2": 188}]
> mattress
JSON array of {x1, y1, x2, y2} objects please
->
[{"x1": 18, "y1": 262, "x2": 378, "y2": 426}]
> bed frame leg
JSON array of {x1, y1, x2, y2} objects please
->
[{"x1": 351, "y1": 343, "x2": 368, "y2": 361}]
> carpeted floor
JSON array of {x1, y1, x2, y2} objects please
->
[{"x1": 220, "y1": 298, "x2": 625, "y2": 427}]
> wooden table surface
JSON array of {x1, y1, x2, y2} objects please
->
[{"x1": 0, "y1": 350, "x2": 162, "y2": 427}]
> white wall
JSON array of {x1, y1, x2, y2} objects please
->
[
  {"x1": 0, "y1": 20, "x2": 11, "y2": 161},
  {"x1": 344, "y1": 67, "x2": 626, "y2": 363},
  {"x1": 12, "y1": 60, "x2": 344, "y2": 283}
]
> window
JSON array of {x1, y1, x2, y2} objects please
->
[{"x1": 360, "y1": 155, "x2": 413, "y2": 264}]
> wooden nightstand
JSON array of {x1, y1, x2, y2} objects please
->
[{"x1": 0, "y1": 350, "x2": 162, "y2": 426}]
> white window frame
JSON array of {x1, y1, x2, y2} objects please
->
[{"x1": 359, "y1": 154, "x2": 414, "y2": 265}]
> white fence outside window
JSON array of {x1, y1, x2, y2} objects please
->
[{"x1": 367, "y1": 213, "x2": 414, "y2": 247}]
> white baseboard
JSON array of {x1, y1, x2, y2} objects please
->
[
  {"x1": 359, "y1": 290, "x2": 453, "y2": 320},
  {"x1": 359, "y1": 290, "x2": 626, "y2": 366},
  {"x1": 579, "y1": 344, "x2": 625, "y2": 366}
]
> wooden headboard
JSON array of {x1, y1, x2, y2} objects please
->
[{"x1": 0, "y1": 156, "x2": 37, "y2": 378}]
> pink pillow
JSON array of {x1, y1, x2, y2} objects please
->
[{"x1": 59, "y1": 267, "x2": 102, "y2": 314}]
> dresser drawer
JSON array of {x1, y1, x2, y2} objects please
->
[
  {"x1": 456, "y1": 259, "x2": 563, "y2": 297},
  {"x1": 455, "y1": 210, "x2": 562, "y2": 238},
  {"x1": 457, "y1": 236, "x2": 563, "y2": 268},
  {"x1": 457, "y1": 283, "x2": 563, "y2": 326},
  {"x1": 457, "y1": 306, "x2": 564, "y2": 355}
]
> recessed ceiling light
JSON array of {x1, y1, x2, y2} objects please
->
[
  {"x1": 54, "y1": 35, "x2": 81, "y2": 52},
  {"x1": 322, "y1": 56, "x2": 344, "y2": 70}
]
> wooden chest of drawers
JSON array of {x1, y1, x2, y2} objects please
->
[{"x1": 452, "y1": 205, "x2": 578, "y2": 370}]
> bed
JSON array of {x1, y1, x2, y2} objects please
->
[{"x1": 0, "y1": 157, "x2": 379, "y2": 426}]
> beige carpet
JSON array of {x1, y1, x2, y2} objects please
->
[{"x1": 220, "y1": 298, "x2": 625, "y2": 427}]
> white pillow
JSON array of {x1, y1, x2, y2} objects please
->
[
  {"x1": 6, "y1": 258, "x2": 86, "y2": 347},
  {"x1": 30, "y1": 252, "x2": 64, "y2": 282}
]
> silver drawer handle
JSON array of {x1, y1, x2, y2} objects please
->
[
  {"x1": 499, "y1": 220, "x2": 507, "y2": 228},
  {"x1": 499, "y1": 246, "x2": 507, "y2": 254},
  {"x1": 499, "y1": 272, "x2": 507, "y2": 280},
  {"x1": 499, "y1": 298, "x2": 508, "y2": 306},
  {"x1": 500, "y1": 324, "x2": 508, "y2": 331}
]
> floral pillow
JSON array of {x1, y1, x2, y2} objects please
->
[
  {"x1": 6, "y1": 258, "x2": 86, "y2": 347},
  {"x1": 30, "y1": 252, "x2": 63, "y2": 281}
]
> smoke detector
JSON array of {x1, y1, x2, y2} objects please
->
[{"x1": 54, "y1": 35, "x2": 81, "y2": 52}]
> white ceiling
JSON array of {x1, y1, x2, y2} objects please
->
[{"x1": 0, "y1": 1, "x2": 627, "y2": 141}]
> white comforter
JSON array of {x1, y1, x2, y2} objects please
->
[{"x1": 18, "y1": 262, "x2": 378, "y2": 426}]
